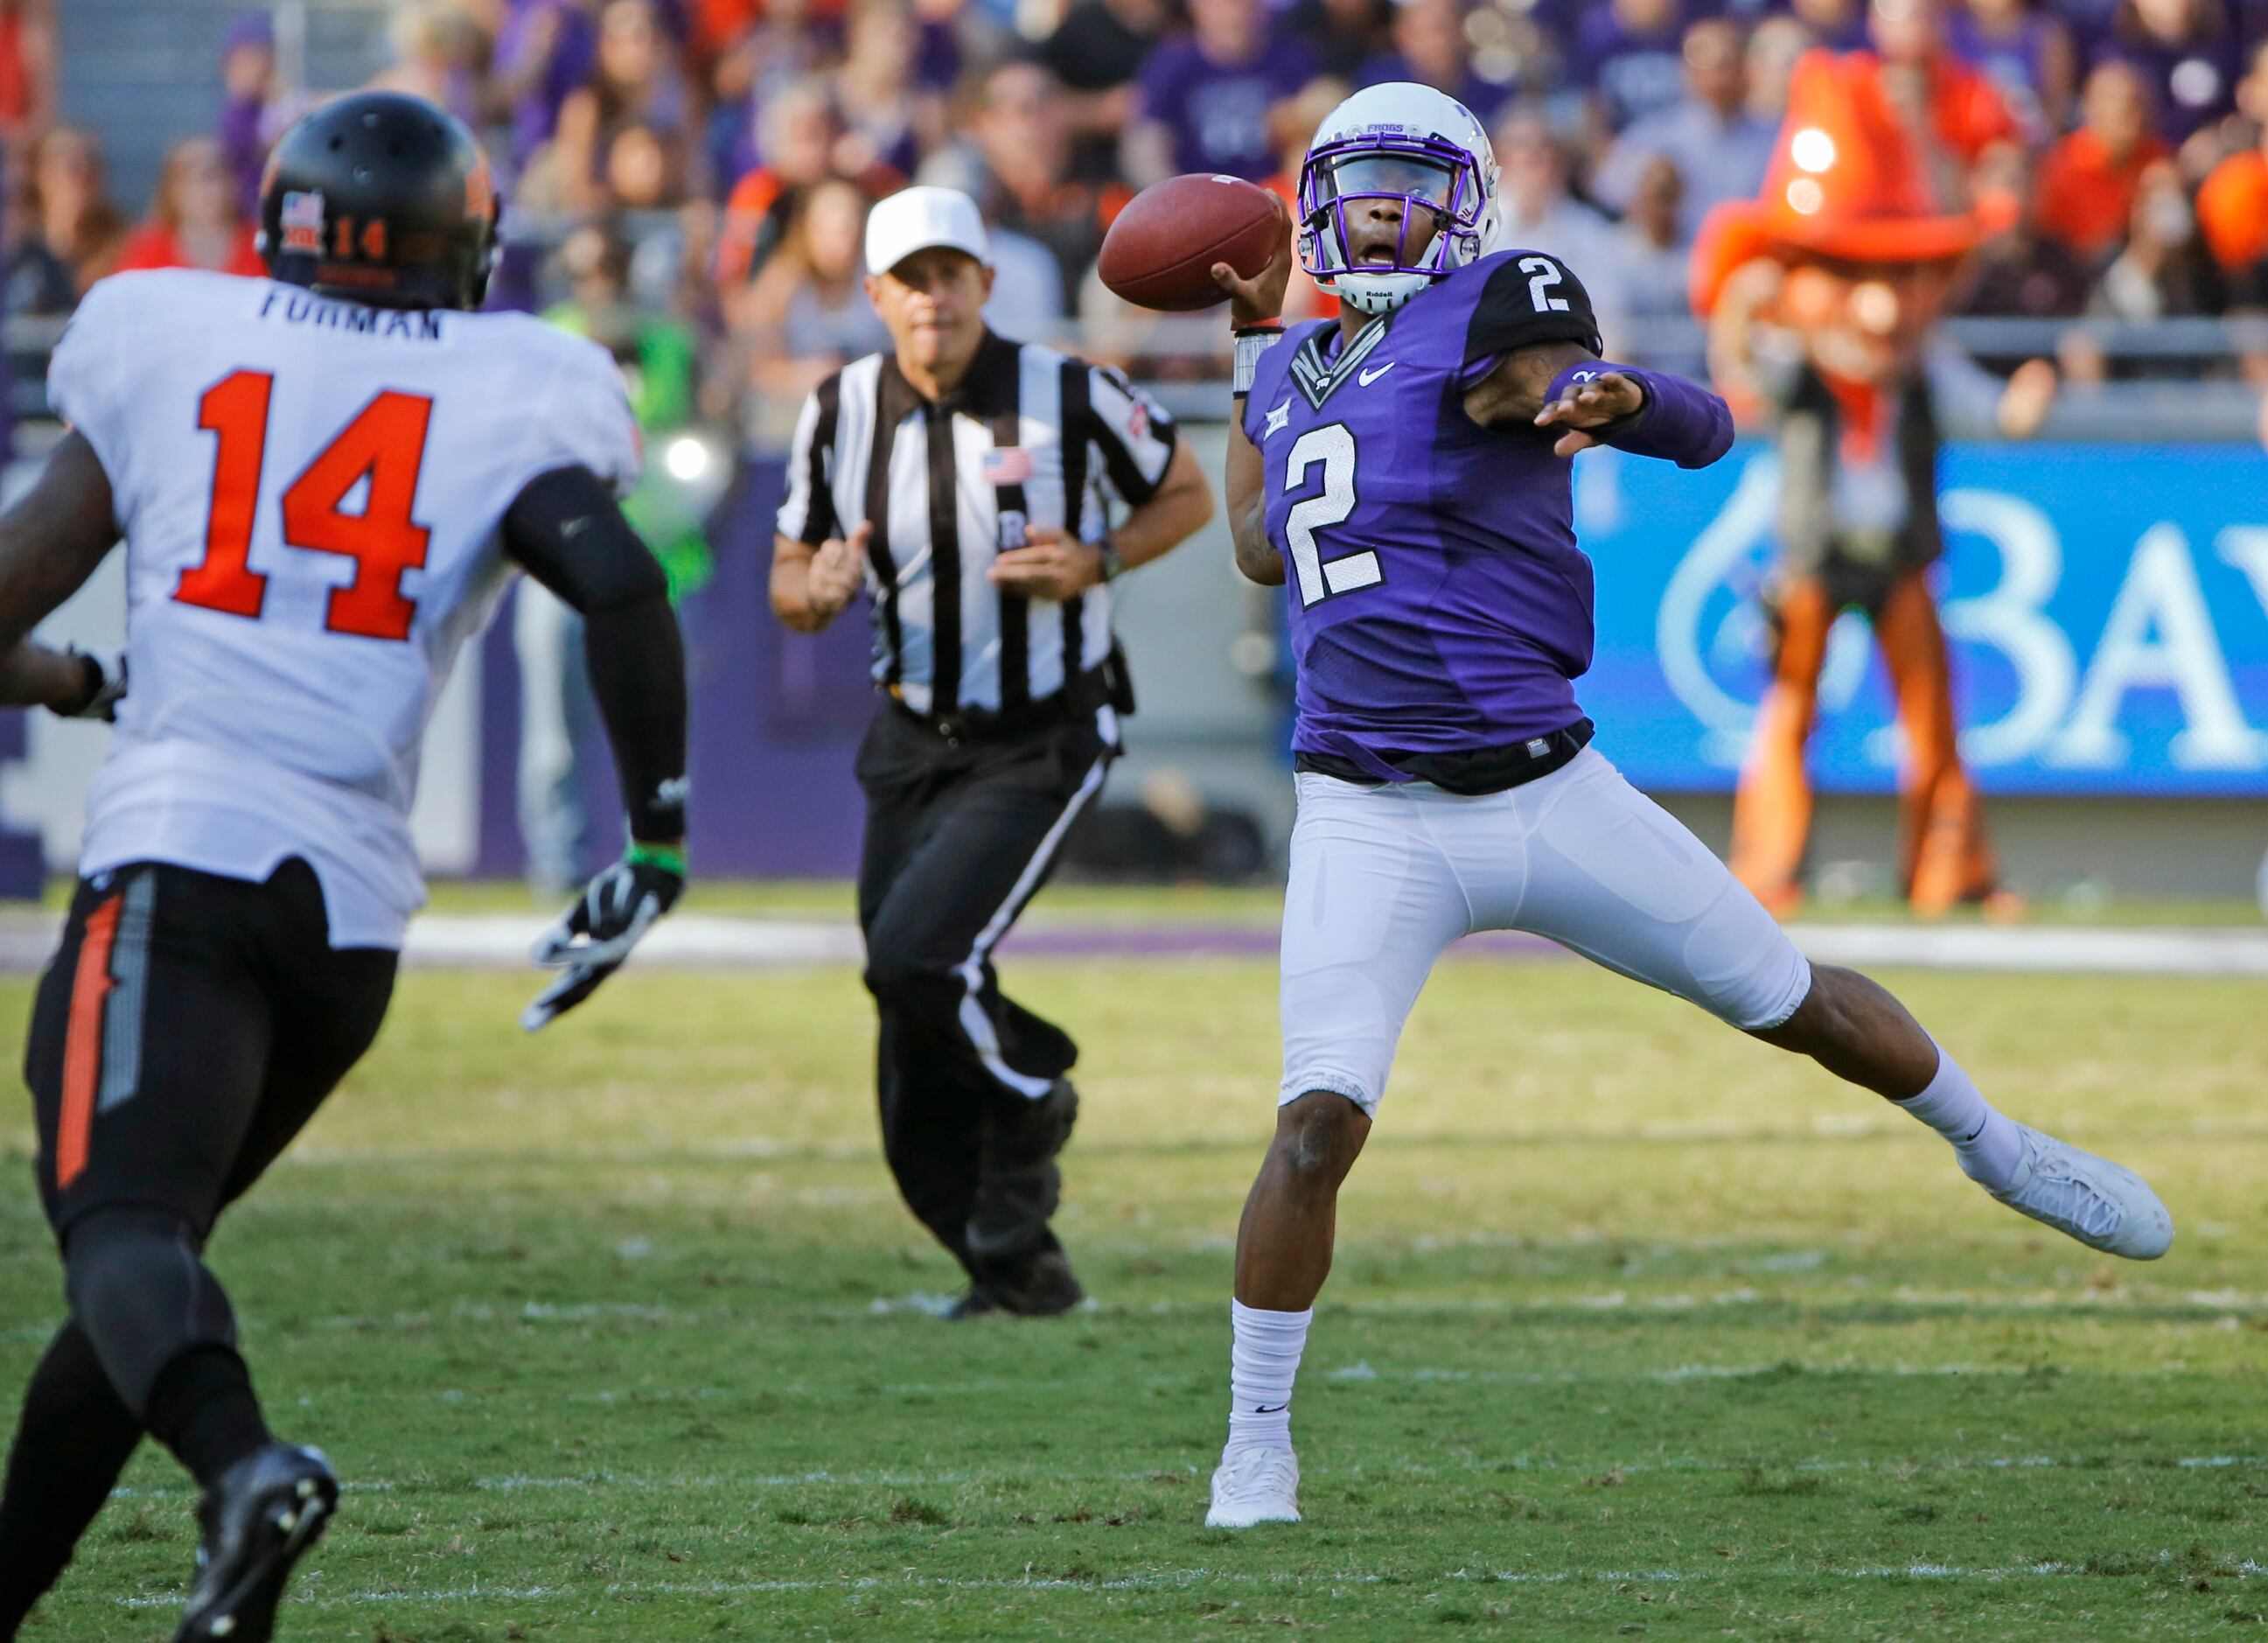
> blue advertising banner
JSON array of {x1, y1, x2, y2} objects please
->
[{"x1": 1580, "y1": 442, "x2": 2268, "y2": 795}]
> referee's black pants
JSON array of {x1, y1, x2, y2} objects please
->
[{"x1": 855, "y1": 703, "x2": 1113, "y2": 1279}]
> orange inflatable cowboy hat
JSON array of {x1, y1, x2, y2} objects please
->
[{"x1": 1690, "y1": 47, "x2": 2018, "y2": 315}]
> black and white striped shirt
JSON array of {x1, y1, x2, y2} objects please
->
[{"x1": 777, "y1": 330, "x2": 1177, "y2": 717}]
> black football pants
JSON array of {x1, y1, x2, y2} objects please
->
[
  {"x1": 26, "y1": 858, "x2": 396, "y2": 1245},
  {"x1": 1, "y1": 858, "x2": 394, "y2": 1624},
  {"x1": 855, "y1": 705, "x2": 1113, "y2": 1278}
]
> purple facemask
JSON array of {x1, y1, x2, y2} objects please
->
[{"x1": 1296, "y1": 127, "x2": 1486, "y2": 285}]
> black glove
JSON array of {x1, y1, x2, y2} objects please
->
[
  {"x1": 56, "y1": 649, "x2": 125, "y2": 722},
  {"x1": 520, "y1": 844, "x2": 685, "y2": 1031}
]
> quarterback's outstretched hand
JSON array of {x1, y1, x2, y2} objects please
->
[
  {"x1": 1534, "y1": 373, "x2": 1646, "y2": 457},
  {"x1": 521, "y1": 843, "x2": 685, "y2": 1031}
]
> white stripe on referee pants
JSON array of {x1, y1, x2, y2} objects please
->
[{"x1": 951, "y1": 723, "x2": 1111, "y2": 1100}]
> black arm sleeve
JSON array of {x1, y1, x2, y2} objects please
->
[
  {"x1": 1463, "y1": 251, "x2": 1603, "y2": 366},
  {"x1": 501, "y1": 465, "x2": 688, "y2": 844}
]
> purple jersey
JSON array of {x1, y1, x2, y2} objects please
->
[
  {"x1": 1243, "y1": 248, "x2": 1732, "y2": 779},
  {"x1": 1136, "y1": 33, "x2": 1320, "y2": 180}
]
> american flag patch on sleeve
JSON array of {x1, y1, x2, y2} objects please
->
[{"x1": 981, "y1": 445, "x2": 1033, "y2": 485}]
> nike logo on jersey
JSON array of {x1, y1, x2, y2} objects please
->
[
  {"x1": 1357, "y1": 362, "x2": 1395, "y2": 388},
  {"x1": 1264, "y1": 401, "x2": 1292, "y2": 438}
]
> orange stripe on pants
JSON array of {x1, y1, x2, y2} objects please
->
[{"x1": 55, "y1": 894, "x2": 122, "y2": 1191}]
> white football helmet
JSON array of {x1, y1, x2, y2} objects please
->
[{"x1": 1296, "y1": 81, "x2": 1502, "y2": 317}]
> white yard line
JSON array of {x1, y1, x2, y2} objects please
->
[
  {"x1": 15, "y1": 1284, "x2": 2259, "y2": 1352},
  {"x1": 104, "y1": 1450, "x2": 2264, "y2": 1506},
  {"x1": 104, "y1": 1556, "x2": 2265, "y2": 1610},
  {"x1": 18, "y1": 1280, "x2": 2264, "y2": 1350},
  {"x1": 1789, "y1": 922, "x2": 2268, "y2": 975},
  {"x1": 208, "y1": 1108, "x2": 2268, "y2": 1175},
  {"x1": 5, "y1": 912, "x2": 2268, "y2": 974}
]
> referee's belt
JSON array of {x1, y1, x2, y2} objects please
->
[{"x1": 890, "y1": 659, "x2": 1131, "y2": 745}]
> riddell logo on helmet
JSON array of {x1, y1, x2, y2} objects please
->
[{"x1": 279, "y1": 191, "x2": 324, "y2": 255}]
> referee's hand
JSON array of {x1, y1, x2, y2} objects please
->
[
  {"x1": 989, "y1": 526, "x2": 1105, "y2": 602},
  {"x1": 808, "y1": 523, "x2": 869, "y2": 620}
]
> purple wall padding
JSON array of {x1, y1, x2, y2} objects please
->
[
  {"x1": 474, "y1": 454, "x2": 874, "y2": 880},
  {"x1": 0, "y1": 710, "x2": 40, "y2": 898},
  {"x1": 680, "y1": 458, "x2": 871, "y2": 876}
]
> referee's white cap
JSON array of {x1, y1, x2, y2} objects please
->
[{"x1": 865, "y1": 186, "x2": 991, "y2": 277}]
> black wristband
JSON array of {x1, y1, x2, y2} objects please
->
[{"x1": 65, "y1": 652, "x2": 104, "y2": 716}]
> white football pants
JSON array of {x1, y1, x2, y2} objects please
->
[{"x1": 1280, "y1": 749, "x2": 1814, "y2": 1116}]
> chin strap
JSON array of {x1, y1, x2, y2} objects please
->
[{"x1": 1333, "y1": 266, "x2": 1436, "y2": 317}]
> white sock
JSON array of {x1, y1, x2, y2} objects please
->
[
  {"x1": 1226, "y1": 1299, "x2": 1311, "y2": 1452},
  {"x1": 1898, "y1": 1039, "x2": 2024, "y2": 1191}
]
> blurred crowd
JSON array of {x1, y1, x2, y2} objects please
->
[{"x1": 3, "y1": 0, "x2": 2267, "y2": 440}]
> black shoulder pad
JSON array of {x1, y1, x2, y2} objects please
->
[{"x1": 1464, "y1": 251, "x2": 1602, "y2": 365}]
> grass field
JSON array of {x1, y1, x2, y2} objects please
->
[{"x1": 1, "y1": 918, "x2": 2263, "y2": 1640}]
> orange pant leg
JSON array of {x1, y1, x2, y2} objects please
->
[
  {"x1": 1730, "y1": 577, "x2": 1834, "y2": 916},
  {"x1": 1874, "y1": 570, "x2": 2000, "y2": 917}
]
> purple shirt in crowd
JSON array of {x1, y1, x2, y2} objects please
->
[
  {"x1": 499, "y1": 0, "x2": 601, "y2": 168},
  {"x1": 219, "y1": 94, "x2": 267, "y2": 215},
  {"x1": 1944, "y1": 10, "x2": 2064, "y2": 136},
  {"x1": 1137, "y1": 31, "x2": 1318, "y2": 179},
  {"x1": 1569, "y1": 3, "x2": 1690, "y2": 128},
  {"x1": 1353, "y1": 55, "x2": 1511, "y2": 128},
  {"x1": 1244, "y1": 249, "x2": 1732, "y2": 770},
  {"x1": 2096, "y1": 31, "x2": 2248, "y2": 145}
]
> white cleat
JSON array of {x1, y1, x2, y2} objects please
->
[
  {"x1": 1986, "y1": 1122, "x2": 2174, "y2": 1260},
  {"x1": 1206, "y1": 1444, "x2": 1301, "y2": 1528}
]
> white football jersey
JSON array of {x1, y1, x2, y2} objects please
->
[{"x1": 48, "y1": 269, "x2": 641, "y2": 948}]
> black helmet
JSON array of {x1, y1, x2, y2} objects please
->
[{"x1": 258, "y1": 91, "x2": 498, "y2": 311}]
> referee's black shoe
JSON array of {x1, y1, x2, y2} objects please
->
[
  {"x1": 968, "y1": 1079, "x2": 1078, "y2": 1263},
  {"x1": 953, "y1": 1248, "x2": 1085, "y2": 1318},
  {"x1": 174, "y1": 1443, "x2": 338, "y2": 1642},
  {"x1": 943, "y1": 1284, "x2": 1004, "y2": 1320}
]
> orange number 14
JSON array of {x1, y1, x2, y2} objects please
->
[{"x1": 178, "y1": 369, "x2": 435, "y2": 641}]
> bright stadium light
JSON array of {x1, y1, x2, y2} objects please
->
[{"x1": 664, "y1": 435, "x2": 712, "y2": 483}]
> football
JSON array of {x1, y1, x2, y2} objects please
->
[{"x1": 1098, "y1": 172, "x2": 1288, "y2": 312}]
